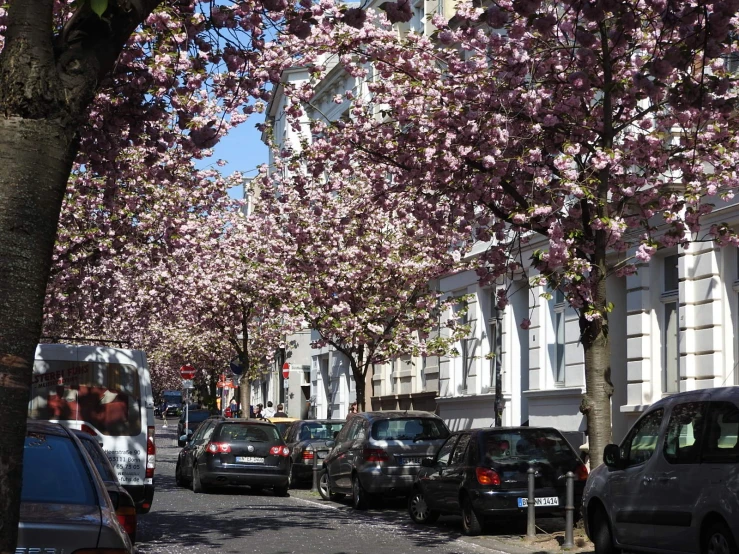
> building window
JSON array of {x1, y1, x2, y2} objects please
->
[
  {"x1": 390, "y1": 359, "x2": 396, "y2": 394},
  {"x1": 454, "y1": 300, "x2": 470, "y2": 393},
  {"x1": 552, "y1": 290, "x2": 566, "y2": 385},
  {"x1": 662, "y1": 254, "x2": 680, "y2": 394},
  {"x1": 489, "y1": 298, "x2": 503, "y2": 392}
]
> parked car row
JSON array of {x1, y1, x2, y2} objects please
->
[
  {"x1": 315, "y1": 411, "x2": 589, "y2": 536},
  {"x1": 18, "y1": 420, "x2": 135, "y2": 553}
]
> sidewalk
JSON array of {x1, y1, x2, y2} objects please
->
[{"x1": 288, "y1": 489, "x2": 593, "y2": 554}]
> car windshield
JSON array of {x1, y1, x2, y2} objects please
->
[
  {"x1": 297, "y1": 421, "x2": 345, "y2": 441},
  {"x1": 371, "y1": 418, "x2": 449, "y2": 441},
  {"x1": 217, "y1": 424, "x2": 281, "y2": 443},
  {"x1": 22, "y1": 432, "x2": 96, "y2": 505},
  {"x1": 482, "y1": 429, "x2": 574, "y2": 463}
]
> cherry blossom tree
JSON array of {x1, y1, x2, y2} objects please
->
[
  {"x1": 256, "y1": 167, "x2": 470, "y2": 411},
  {"x1": 269, "y1": 0, "x2": 739, "y2": 465}
]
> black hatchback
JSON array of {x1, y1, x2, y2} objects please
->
[
  {"x1": 408, "y1": 427, "x2": 588, "y2": 535},
  {"x1": 176, "y1": 418, "x2": 290, "y2": 496}
]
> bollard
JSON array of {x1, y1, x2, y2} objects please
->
[
  {"x1": 527, "y1": 467, "x2": 536, "y2": 538},
  {"x1": 310, "y1": 448, "x2": 319, "y2": 492},
  {"x1": 562, "y1": 471, "x2": 575, "y2": 549}
]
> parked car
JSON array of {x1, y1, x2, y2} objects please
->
[
  {"x1": 74, "y1": 430, "x2": 138, "y2": 543},
  {"x1": 408, "y1": 427, "x2": 588, "y2": 535},
  {"x1": 178, "y1": 409, "x2": 214, "y2": 446},
  {"x1": 583, "y1": 386, "x2": 739, "y2": 554},
  {"x1": 176, "y1": 418, "x2": 290, "y2": 496},
  {"x1": 18, "y1": 420, "x2": 133, "y2": 553},
  {"x1": 319, "y1": 410, "x2": 450, "y2": 509},
  {"x1": 284, "y1": 419, "x2": 346, "y2": 486}
]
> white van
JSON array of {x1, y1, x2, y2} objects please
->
[{"x1": 28, "y1": 344, "x2": 156, "y2": 513}]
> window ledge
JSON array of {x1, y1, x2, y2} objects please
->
[
  {"x1": 619, "y1": 404, "x2": 650, "y2": 413},
  {"x1": 522, "y1": 388, "x2": 583, "y2": 399}
]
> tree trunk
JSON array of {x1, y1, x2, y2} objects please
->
[
  {"x1": 579, "y1": 247, "x2": 613, "y2": 469},
  {"x1": 240, "y1": 377, "x2": 251, "y2": 419},
  {"x1": 0, "y1": 115, "x2": 80, "y2": 554}
]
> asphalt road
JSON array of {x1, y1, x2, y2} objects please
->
[{"x1": 136, "y1": 421, "x2": 515, "y2": 554}]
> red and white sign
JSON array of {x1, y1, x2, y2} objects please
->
[
  {"x1": 282, "y1": 362, "x2": 290, "y2": 379},
  {"x1": 180, "y1": 365, "x2": 196, "y2": 379}
]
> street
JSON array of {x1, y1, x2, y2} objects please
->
[{"x1": 137, "y1": 422, "x2": 576, "y2": 554}]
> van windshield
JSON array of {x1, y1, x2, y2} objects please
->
[{"x1": 29, "y1": 360, "x2": 142, "y2": 437}]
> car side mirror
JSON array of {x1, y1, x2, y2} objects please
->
[
  {"x1": 325, "y1": 440, "x2": 336, "y2": 448},
  {"x1": 179, "y1": 434, "x2": 190, "y2": 443},
  {"x1": 603, "y1": 444, "x2": 623, "y2": 469},
  {"x1": 421, "y1": 457, "x2": 435, "y2": 468}
]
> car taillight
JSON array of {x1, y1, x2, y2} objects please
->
[
  {"x1": 363, "y1": 448, "x2": 389, "y2": 462},
  {"x1": 270, "y1": 445, "x2": 290, "y2": 457},
  {"x1": 476, "y1": 467, "x2": 501, "y2": 486},
  {"x1": 576, "y1": 463, "x2": 589, "y2": 481},
  {"x1": 302, "y1": 449, "x2": 315, "y2": 461},
  {"x1": 146, "y1": 425, "x2": 156, "y2": 479},
  {"x1": 207, "y1": 442, "x2": 232, "y2": 454},
  {"x1": 116, "y1": 505, "x2": 137, "y2": 535}
]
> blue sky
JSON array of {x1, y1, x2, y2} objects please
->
[{"x1": 197, "y1": 114, "x2": 269, "y2": 200}]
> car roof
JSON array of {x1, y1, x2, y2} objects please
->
[
  {"x1": 350, "y1": 411, "x2": 441, "y2": 422},
  {"x1": 218, "y1": 418, "x2": 276, "y2": 425},
  {"x1": 27, "y1": 420, "x2": 69, "y2": 437}
]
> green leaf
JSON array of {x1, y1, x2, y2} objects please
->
[{"x1": 90, "y1": 0, "x2": 107, "y2": 17}]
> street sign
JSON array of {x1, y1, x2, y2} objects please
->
[
  {"x1": 229, "y1": 356, "x2": 243, "y2": 375},
  {"x1": 180, "y1": 365, "x2": 196, "y2": 379},
  {"x1": 282, "y1": 362, "x2": 290, "y2": 379},
  {"x1": 182, "y1": 379, "x2": 193, "y2": 389}
]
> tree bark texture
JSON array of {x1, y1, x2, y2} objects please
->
[{"x1": 0, "y1": 1, "x2": 161, "y2": 551}]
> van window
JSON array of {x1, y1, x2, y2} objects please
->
[
  {"x1": 702, "y1": 402, "x2": 739, "y2": 463},
  {"x1": 664, "y1": 402, "x2": 705, "y2": 464},
  {"x1": 29, "y1": 360, "x2": 141, "y2": 436},
  {"x1": 371, "y1": 418, "x2": 449, "y2": 441},
  {"x1": 622, "y1": 409, "x2": 663, "y2": 467}
]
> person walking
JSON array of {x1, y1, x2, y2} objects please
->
[
  {"x1": 273, "y1": 403, "x2": 288, "y2": 417},
  {"x1": 263, "y1": 401, "x2": 276, "y2": 418},
  {"x1": 347, "y1": 402, "x2": 358, "y2": 418}
]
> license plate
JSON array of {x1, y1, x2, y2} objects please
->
[
  {"x1": 518, "y1": 497, "x2": 559, "y2": 507},
  {"x1": 317, "y1": 451, "x2": 327, "y2": 459},
  {"x1": 399, "y1": 457, "x2": 423, "y2": 465},
  {"x1": 235, "y1": 456, "x2": 264, "y2": 463}
]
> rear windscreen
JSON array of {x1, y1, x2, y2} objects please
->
[
  {"x1": 371, "y1": 418, "x2": 449, "y2": 441},
  {"x1": 23, "y1": 433, "x2": 96, "y2": 505},
  {"x1": 482, "y1": 429, "x2": 574, "y2": 462},
  {"x1": 29, "y1": 360, "x2": 141, "y2": 436},
  {"x1": 217, "y1": 424, "x2": 281, "y2": 442},
  {"x1": 297, "y1": 421, "x2": 345, "y2": 440}
]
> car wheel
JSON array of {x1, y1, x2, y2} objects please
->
[
  {"x1": 592, "y1": 507, "x2": 619, "y2": 554},
  {"x1": 352, "y1": 475, "x2": 370, "y2": 510},
  {"x1": 318, "y1": 469, "x2": 332, "y2": 501},
  {"x1": 175, "y1": 460, "x2": 185, "y2": 487},
  {"x1": 704, "y1": 521, "x2": 738, "y2": 554},
  {"x1": 274, "y1": 484, "x2": 289, "y2": 497},
  {"x1": 461, "y1": 495, "x2": 483, "y2": 536},
  {"x1": 192, "y1": 465, "x2": 208, "y2": 494},
  {"x1": 408, "y1": 488, "x2": 440, "y2": 524}
]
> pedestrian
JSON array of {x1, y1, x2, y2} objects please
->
[
  {"x1": 347, "y1": 402, "x2": 358, "y2": 417},
  {"x1": 254, "y1": 403, "x2": 264, "y2": 419},
  {"x1": 273, "y1": 403, "x2": 288, "y2": 417},
  {"x1": 229, "y1": 397, "x2": 238, "y2": 418},
  {"x1": 263, "y1": 401, "x2": 276, "y2": 418}
]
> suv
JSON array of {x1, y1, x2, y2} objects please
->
[
  {"x1": 319, "y1": 411, "x2": 450, "y2": 509},
  {"x1": 583, "y1": 386, "x2": 739, "y2": 554}
]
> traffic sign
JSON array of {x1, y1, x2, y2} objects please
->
[
  {"x1": 182, "y1": 379, "x2": 193, "y2": 389},
  {"x1": 282, "y1": 362, "x2": 290, "y2": 379},
  {"x1": 229, "y1": 356, "x2": 243, "y2": 375},
  {"x1": 180, "y1": 365, "x2": 196, "y2": 379}
]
